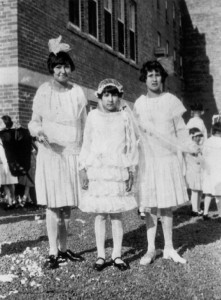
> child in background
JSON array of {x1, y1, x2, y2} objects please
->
[
  {"x1": 201, "y1": 122, "x2": 221, "y2": 220},
  {"x1": 0, "y1": 116, "x2": 18, "y2": 208},
  {"x1": 185, "y1": 128, "x2": 204, "y2": 216},
  {"x1": 187, "y1": 103, "x2": 207, "y2": 140},
  {"x1": 79, "y1": 79, "x2": 138, "y2": 271}
]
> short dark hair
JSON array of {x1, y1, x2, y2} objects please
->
[
  {"x1": 212, "y1": 122, "x2": 221, "y2": 135},
  {"x1": 47, "y1": 51, "x2": 75, "y2": 74},
  {"x1": 190, "y1": 102, "x2": 203, "y2": 112},
  {"x1": 2, "y1": 115, "x2": 13, "y2": 129},
  {"x1": 189, "y1": 127, "x2": 201, "y2": 135},
  {"x1": 139, "y1": 60, "x2": 168, "y2": 83},
  {"x1": 97, "y1": 85, "x2": 123, "y2": 99}
]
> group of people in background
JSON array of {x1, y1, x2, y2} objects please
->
[
  {"x1": 2, "y1": 35, "x2": 221, "y2": 273},
  {"x1": 0, "y1": 115, "x2": 36, "y2": 209}
]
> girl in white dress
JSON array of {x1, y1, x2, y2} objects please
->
[
  {"x1": 202, "y1": 122, "x2": 221, "y2": 220},
  {"x1": 28, "y1": 36, "x2": 87, "y2": 269},
  {"x1": 79, "y1": 79, "x2": 138, "y2": 271},
  {"x1": 185, "y1": 128, "x2": 204, "y2": 216},
  {"x1": 187, "y1": 103, "x2": 207, "y2": 139},
  {"x1": 134, "y1": 60, "x2": 197, "y2": 265}
]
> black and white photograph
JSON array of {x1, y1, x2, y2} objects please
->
[{"x1": 0, "y1": 0, "x2": 221, "y2": 299}]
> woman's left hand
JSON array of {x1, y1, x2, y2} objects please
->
[{"x1": 126, "y1": 172, "x2": 134, "y2": 192}]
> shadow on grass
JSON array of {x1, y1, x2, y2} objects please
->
[
  {"x1": 0, "y1": 235, "x2": 48, "y2": 257},
  {"x1": 121, "y1": 203, "x2": 221, "y2": 263},
  {"x1": 0, "y1": 204, "x2": 45, "y2": 225}
]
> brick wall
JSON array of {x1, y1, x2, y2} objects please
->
[
  {"x1": 15, "y1": 0, "x2": 183, "y2": 124},
  {"x1": 181, "y1": 0, "x2": 221, "y2": 128},
  {"x1": 0, "y1": 0, "x2": 18, "y2": 120}
]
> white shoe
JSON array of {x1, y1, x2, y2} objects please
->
[
  {"x1": 140, "y1": 251, "x2": 156, "y2": 265},
  {"x1": 163, "y1": 248, "x2": 186, "y2": 264}
]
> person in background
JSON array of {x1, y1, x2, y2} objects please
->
[
  {"x1": 0, "y1": 116, "x2": 18, "y2": 209},
  {"x1": 201, "y1": 122, "x2": 221, "y2": 220},
  {"x1": 187, "y1": 103, "x2": 207, "y2": 140},
  {"x1": 185, "y1": 128, "x2": 204, "y2": 217},
  {"x1": 28, "y1": 36, "x2": 87, "y2": 269}
]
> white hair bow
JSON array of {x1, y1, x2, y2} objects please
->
[{"x1": 48, "y1": 35, "x2": 71, "y2": 55}]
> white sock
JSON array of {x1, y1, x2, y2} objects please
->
[
  {"x1": 111, "y1": 213, "x2": 123, "y2": 259},
  {"x1": 161, "y1": 208, "x2": 173, "y2": 250},
  {"x1": 204, "y1": 195, "x2": 212, "y2": 215},
  {"x1": 46, "y1": 208, "x2": 59, "y2": 256},
  {"x1": 95, "y1": 214, "x2": 107, "y2": 259},
  {"x1": 146, "y1": 208, "x2": 158, "y2": 252}
]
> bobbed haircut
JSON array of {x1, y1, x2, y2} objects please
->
[
  {"x1": 190, "y1": 102, "x2": 203, "y2": 112},
  {"x1": 47, "y1": 51, "x2": 75, "y2": 74},
  {"x1": 189, "y1": 127, "x2": 202, "y2": 136},
  {"x1": 97, "y1": 85, "x2": 123, "y2": 99},
  {"x1": 139, "y1": 60, "x2": 168, "y2": 83},
  {"x1": 2, "y1": 115, "x2": 13, "y2": 129},
  {"x1": 212, "y1": 122, "x2": 221, "y2": 135}
]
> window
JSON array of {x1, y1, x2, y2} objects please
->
[
  {"x1": 166, "y1": 41, "x2": 169, "y2": 55},
  {"x1": 172, "y1": 2, "x2": 176, "y2": 27},
  {"x1": 69, "y1": 0, "x2": 81, "y2": 28},
  {"x1": 118, "y1": 0, "x2": 125, "y2": 54},
  {"x1": 180, "y1": 55, "x2": 183, "y2": 77},
  {"x1": 157, "y1": 32, "x2": 161, "y2": 47},
  {"x1": 88, "y1": 0, "x2": 98, "y2": 38},
  {"x1": 165, "y1": 0, "x2": 168, "y2": 23},
  {"x1": 157, "y1": 0, "x2": 160, "y2": 10},
  {"x1": 129, "y1": 1, "x2": 136, "y2": 61},
  {"x1": 104, "y1": 0, "x2": 113, "y2": 47}
]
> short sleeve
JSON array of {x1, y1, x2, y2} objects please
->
[
  {"x1": 169, "y1": 94, "x2": 186, "y2": 119},
  {"x1": 32, "y1": 82, "x2": 51, "y2": 116}
]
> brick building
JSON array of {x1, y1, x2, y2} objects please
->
[
  {"x1": 0, "y1": 0, "x2": 184, "y2": 126},
  {"x1": 181, "y1": 0, "x2": 221, "y2": 128}
]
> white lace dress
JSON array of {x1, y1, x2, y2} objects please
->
[
  {"x1": 134, "y1": 93, "x2": 192, "y2": 210},
  {"x1": 28, "y1": 81, "x2": 87, "y2": 208},
  {"x1": 78, "y1": 109, "x2": 138, "y2": 213},
  {"x1": 202, "y1": 136, "x2": 221, "y2": 196}
]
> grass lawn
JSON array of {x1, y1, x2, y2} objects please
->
[{"x1": 0, "y1": 200, "x2": 221, "y2": 299}]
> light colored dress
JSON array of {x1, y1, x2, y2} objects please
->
[
  {"x1": 187, "y1": 116, "x2": 207, "y2": 139},
  {"x1": 78, "y1": 108, "x2": 138, "y2": 213},
  {"x1": 134, "y1": 92, "x2": 192, "y2": 210},
  {"x1": 202, "y1": 136, "x2": 221, "y2": 196},
  {"x1": 185, "y1": 145, "x2": 203, "y2": 191},
  {"x1": 28, "y1": 81, "x2": 87, "y2": 208},
  {"x1": 0, "y1": 140, "x2": 18, "y2": 185}
]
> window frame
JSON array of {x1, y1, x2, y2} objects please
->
[
  {"x1": 129, "y1": 1, "x2": 137, "y2": 62},
  {"x1": 69, "y1": 0, "x2": 81, "y2": 29},
  {"x1": 88, "y1": 0, "x2": 99, "y2": 39},
  {"x1": 104, "y1": 0, "x2": 113, "y2": 47},
  {"x1": 118, "y1": 0, "x2": 125, "y2": 55}
]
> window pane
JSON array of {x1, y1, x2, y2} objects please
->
[
  {"x1": 69, "y1": 0, "x2": 80, "y2": 27},
  {"x1": 88, "y1": 0, "x2": 97, "y2": 37},
  {"x1": 130, "y1": 30, "x2": 135, "y2": 60},
  {"x1": 130, "y1": 3, "x2": 135, "y2": 30},
  {"x1": 118, "y1": 21, "x2": 124, "y2": 54},
  {"x1": 104, "y1": 0, "x2": 112, "y2": 11},
  {"x1": 118, "y1": 0, "x2": 125, "y2": 21},
  {"x1": 105, "y1": 10, "x2": 112, "y2": 46},
  {"x1": 157, "y1": 32, "x2": 161, "y2": 47}
]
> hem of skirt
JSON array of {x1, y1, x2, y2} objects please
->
[
  {"x1": 37, "y1": 202, "x2": 78, "y2": 208},
  {"x1": 78, "y1": 206, "x2": 137, "y2": 214}
]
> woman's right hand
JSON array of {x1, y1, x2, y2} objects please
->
[{"x1": 79, "y1": 169, "x2": 89, "y2": 190}]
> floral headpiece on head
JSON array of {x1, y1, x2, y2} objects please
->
[
  {"x1": 95, "y1": 78, "x2": 124, "y2": 98},
  {"x1": 48, "y1": 35, "x2": 71, "y2": 55},
  {"x1": 157, "y1": 56, "x2": 174, "y2": 75}
]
